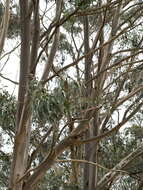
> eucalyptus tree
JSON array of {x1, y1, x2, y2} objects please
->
[{"x1": 0, "y1": 0, "x2": 143, "y2": 190}]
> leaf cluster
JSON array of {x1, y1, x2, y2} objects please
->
[{"x1": 0, "y1": 89, "x2": 16, "y2": 133}]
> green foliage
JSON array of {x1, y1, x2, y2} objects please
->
[
  {"x1": 36, "y1": 165, "x2": 82, "y2": 190},
  {"x1": 125, "y1": 125, "x2": 143, "y2": 142},
  {"x1": 32, "y1": 78, "x2": 82, "y2": 126},
  {"x1": 111, "y1": 176, "x2": 138, "y2": 190},
  {"x1": 59, "y1": 33, "x2": 74, "y2": 55},
  {"x1": 0, "y1": 89, "x2": 16, "y2": 133},
  {"x1": 7, "y1": 13, "x2": 20, "y2": 38},
  {"x1": 99, "y1": 125, "x2": 143, "y2": 189},
  {"x1": 0, "y1": 90, "x2": 14, "y2": 189},
  {"x1": 0, "y1": 150, "x2": 10, "y2": 189},
  {"x1": 33, "y1": 85, "x2": 64, "y2": 125},
  {"x1": 119, "y1": 28, "x2": 142, "y2": 49}
]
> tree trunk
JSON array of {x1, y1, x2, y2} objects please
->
[
  {"x1": 83, "y1": 14, "x2": 95, "y2": 190},
  {"x1": 88, "y1": 116, "x2": 99, "y2": 190},
  {"x1": 9, "y1": 1, "x2": 31, "y2": 189}
]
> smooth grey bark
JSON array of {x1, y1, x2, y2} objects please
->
[
  {"x1": 30, "y1": 0, "x2": 40, "y2": 75},
  {"x1": 83, "y1": 14, "x2": 94, "y2": 190},
  {"x1": 9, "y1": 0, "x2": 31, "y2": 189},
  {"x1": 88, "y1": 116, "x2": 100, "y2": 190}
]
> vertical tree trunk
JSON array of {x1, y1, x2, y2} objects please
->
[
  {"x1": 9, "y1": 1, "x2": 31, "y2": 189},
  {"x1": 88, "y1": 115, "x2": 100, "y2": 190},
  {"x1": 83, "y1": 14, "x2": 95, "y2": 190}
]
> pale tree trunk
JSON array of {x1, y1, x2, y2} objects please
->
[
  {"x1": 83, "y1": 1, "x2": 122, "y2": 189},
  {"x1": 9, "y1": 1, "x2": 31, "y2": 189},
  {"x1": 9, "y1": 0, "x2": 62, "y2": 189},
  {"x1": 0, "y1": 0, "x2": 10, "y2": 56},
  {"x1": 83, "y1": 14, "x2": 94, "y2": 190},
  {"x1": 83, "y1": 12, "x2": 101, "y2": 190},
  {"x1": 88, "y1": 115, "x2": 100, "y2": 190},
  {"x1": 30, "y1": 0, "x2": 40, "y2": 76}
]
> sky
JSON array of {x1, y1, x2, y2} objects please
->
[{"x1": 0, "y1": 38, "x2": 20, "y2": 95}]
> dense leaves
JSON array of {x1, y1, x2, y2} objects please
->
[{"x1": 0, "y1": 89, "x2": 16, "y2": 133}]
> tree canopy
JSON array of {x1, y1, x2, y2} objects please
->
[{"x1": 0, "y1": 0, "x2": 143, "y2": 190}]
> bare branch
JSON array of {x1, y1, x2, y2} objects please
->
[
  {"x1": 56, "y1": 159, "x2": 128, "y2": 174},
  {"x1": 41, "y1": 0, "x2": 63, "y2": 81},
  {"x1": 0, "y1": 73, "x2": 18, "y2": 85}
]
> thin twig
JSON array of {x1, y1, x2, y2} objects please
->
[{"x1": 56, "y1": 159, "x2": 129, "y2": 174}]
